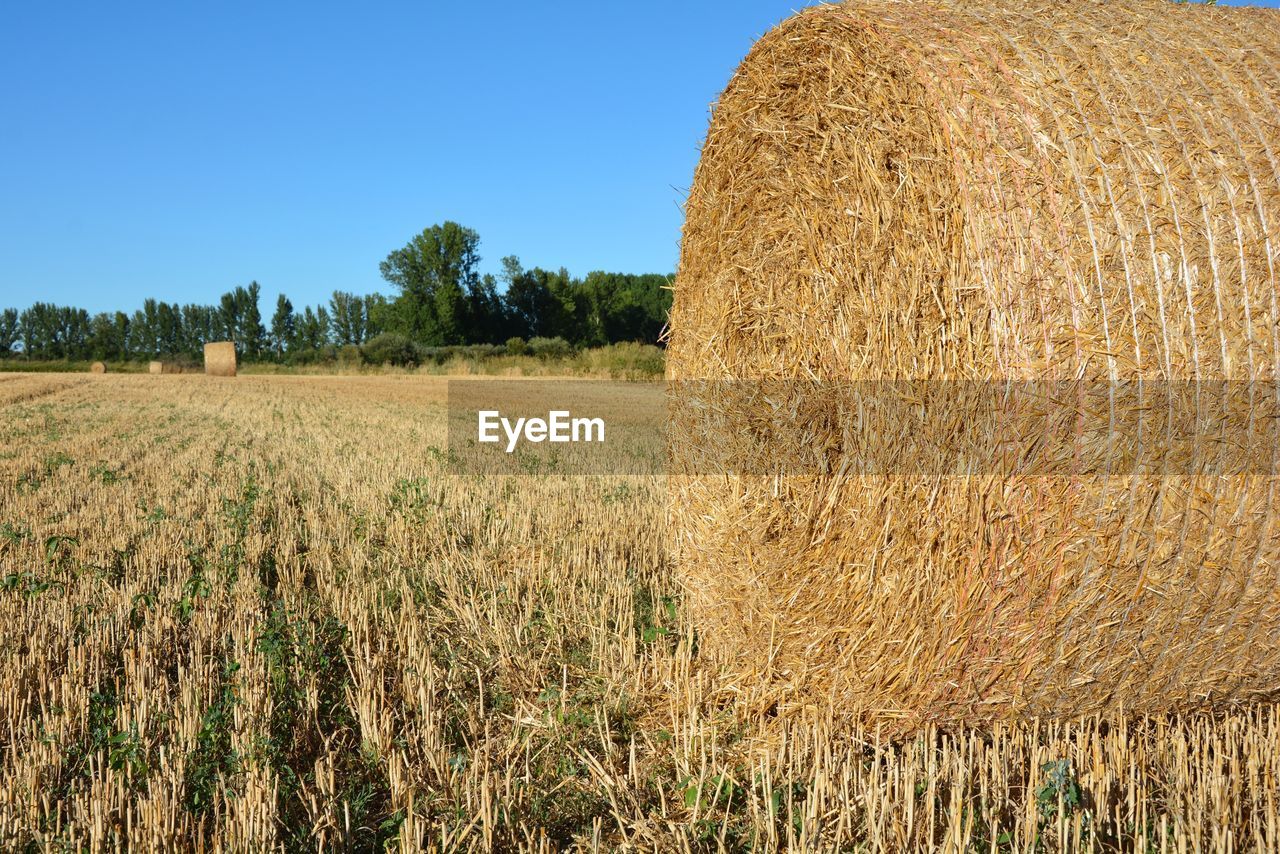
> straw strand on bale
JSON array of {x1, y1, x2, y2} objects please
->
[{"x1": 668, "y1": 0, "x2": 1280, "y2": 730}]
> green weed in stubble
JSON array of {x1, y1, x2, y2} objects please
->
[
  {"x1": 176, "y1": 546, "x2": 210, "y2": 624},
  {"x1": 634, "y1": 584, "x2": 678, "y2": 646},
  {"x1": 107, "y1": 725, "x2": 149, "y2": 782},
  {"x1": 78, "y1": 543, "x2": 134, "y2": 585},
  {"x1": 337, "y1": 499, "x2": 370, "y2": 542},
  {"x1": 0, "y1": 522, "x2": 31, "y2": 544},
  {"x1": 139, "y1": 502, "x2": 169, "y2": 523},
  {"x1": 962, "y1": 799, "x2": 1018, "y2": 854},
  {"x1": 52, "y1": 654, "x2": 152, "y2": 802},
  {"x1": 0, "y1": 570, "x2": 63, "y2": 598},
  {"x1": 43, "y1": 534, "x2": 78, "y2": 571},
  {"x1": 221, "y1": 468, "x2": 261, "y2": 538},
  {"x1": 1035, "y1": 759, "x2": 1082, "y2": 821},
  {"x1": 1033, "y1": 758, "x2": 1088, "y2": 851},
  {"x1": 601, "y1": 483, "x2": 635, "y2": 504},
  {"x1": 89, "y1": 463, "x2": 124, "y2": 485},
  {"x1": 389, "y1": 476, "x2": 436, "y2": 521},
  {"x1": 253, "y1": 597, "x2": 378, "y2": 850},
  {"x1": 40, "y1": 407, "x2": 62, "y2": 441},
  {"x1": 185, "y1": 657, "x2": 242, "y2": 815},
  {"x1": 255, "y1": 605, "x2": 318, "y2": 849},
  {"x1": 218, "y1": 468, "x2": 262, "y2": 586},
  {"x1": 503, "y1": 652, "x2": 646, "y2": 845},
  {"x1": 128, "y1": 591, "x2": 157, "y2": 630},
  {"x1": 677, "y1": 771, "x2": 767, "y2": 849},
  {"x1": 16, "y1": 451, "x2": 74, "y2": 493}
]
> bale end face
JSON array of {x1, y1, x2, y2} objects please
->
[
  {"x1": 204, "y1": 342, "x2": 237, "y2": 377},
  {"x1": 149, "y1": 361, "x2": 164, "y2": 374},
  {"x1": 89, "y1": 362, "x2": 106, "y2": 374}
]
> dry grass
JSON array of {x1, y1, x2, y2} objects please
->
[
  {"x1": 668, "y1": 0, "x2": 1280, "y2": 727},
  {"x1": 0, "y1": 372, "x2": 1276, "y2": 850}
]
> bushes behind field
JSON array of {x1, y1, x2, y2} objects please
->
[
  {"x1": 3, "y1": 340, "x2": 664, "y2": 379},
  {"x1": 360, "y1": 333, "x2": 421, "y2": 366},
  {"x1": 340, "y1": 333, "x2": 660, "y2": 377}
]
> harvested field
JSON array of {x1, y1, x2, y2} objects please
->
[{"x1": 0, "y1": 372, "x2": 1278, "y2": 850}]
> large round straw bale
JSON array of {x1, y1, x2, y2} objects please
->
[
  {"x1": 89, "y1": 362, "x2": 106, "y2": 374},
  {"x1": 148, "y1": 361, "x2": 164, "y2": 374},
  {"x1": 669, "y1": 0, "x2": 1280, "y2": 728},
  {"x1": 204, "y1": 342, "x2": 237, "y2": 377}
]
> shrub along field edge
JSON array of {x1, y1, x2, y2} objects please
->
[{"x1": 0, "y1": 341, "x2": 666, "y2": 380}]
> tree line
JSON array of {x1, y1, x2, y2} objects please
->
[{"x1": 0, "y1": 222, "x2": 672, "y2": 363}]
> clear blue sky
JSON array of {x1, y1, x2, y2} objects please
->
[{"x1": 1, "y1": 0, "x2": 1275, "y2": 315}]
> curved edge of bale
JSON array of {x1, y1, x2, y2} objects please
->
[{"x1": 667, "y1": 0, "x2": 1280, "y2": 731}]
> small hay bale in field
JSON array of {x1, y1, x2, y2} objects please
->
[
  {"x1": 149, "y1": 361, "x2": 164, "y2": 374},
  {"x1": 669, "y1": 0, "x2": 1280, "y2": 729},
  {"x1": 89, "y1": 362, "x2": 106, "y2": 374},
  {"x1": 204, "y1": 342, "x2": 236, "y2": 377}
]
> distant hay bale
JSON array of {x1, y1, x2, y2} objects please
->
[
  {"x1": 204, "y1": 342, "x2": 236, "y2": 377},
  {"x1": 148, "y1": 361, "x2": 163, "y2": 374},
  {"x1": 89, "y1": 362, "x2": 106, "y2": 374},
  {"x1": 669, "y1": 0, "x2": 1280, "y2": 729}
]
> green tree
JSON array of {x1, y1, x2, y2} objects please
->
[
  {"x1": 581, "y1": 271, "x2": 672, "y2": 345},
  {"x1": 136, "y1": 299, "x2": 161, "y2": 357},
  {"x1": 113, "y1": 312, "x2": 133, "y2": 358},
  {"x1": 548, "y1": 267, "x2": 588, "y2": 343},
  {"x1": 433, "y1": 280, "x2": 466, "y2": 345},
  {"x1": 365, "y1": 294, "x2": 392, "y2": 338},
  {"x1": 466, "y1": 274, "x2": 507, "y2": 343},
  {"x1": 218, "y1": 290, "x2": 241, "y2": 342},
  {"x1": 241, "y1": 282, "x2": 266, "y2": 358},
  {"x1": 209, "y1": 283, "x2": 266, "y2": 356},
  {"x1": 330, "y1": 291, "x2": 370, "y2": 345},
  {"x1": 19, "y1": 304, "x2": 90, "y2": 359},
  {"x1": 502, "y1": 257, "x2": 570, "y2": 341},
  {"x1": 181, "y1": 304, "x2": 215, "y2": 354},
  {"x1": 156, "y1": 302, "x2": 183, "y2": 355},
  {"x1": 271, "y1": 295, "x2": 296, "y2": 356},
  {"x1": 294, "y1": 305, "x2": 331, "y2": 352},
  {"x1": 88, "y1": 312, "x2": 129, "y2": 360},
  {"x1": 0, "y1": 308, "x2": 18, "y2": 355},
  {"x1": 379, "y1": 222, "x2": 481, "y2": 345},
  {"x1": 315, "y1": 306, "x2": 332, "y2": 346}
]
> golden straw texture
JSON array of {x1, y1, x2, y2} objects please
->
[
  {"x1": 203, "y1": 342, "x2": 236, "y2": 377},
  {"x1": 148, "y1": 361, "x2": 163, "y2": 374},
  {"x1": 89, "y1": 362, "x2": 106, "y2": 374},
  {"x1": 669, "y1": 0, "x2": 1280, "y2": 728}
]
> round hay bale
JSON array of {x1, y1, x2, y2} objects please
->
[
  {"x1": 669, "y1": 0, "x2": 1280, "y2": 728},
  {"x1": 89, "y1": 362, "x2": 106, "y2": 374},
  {"x1": 204, "y1": 342, "x2": 237, "y2": 377},
  {"x1": 148, "y1": 361, "x2": 164, "y2": 374}
]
